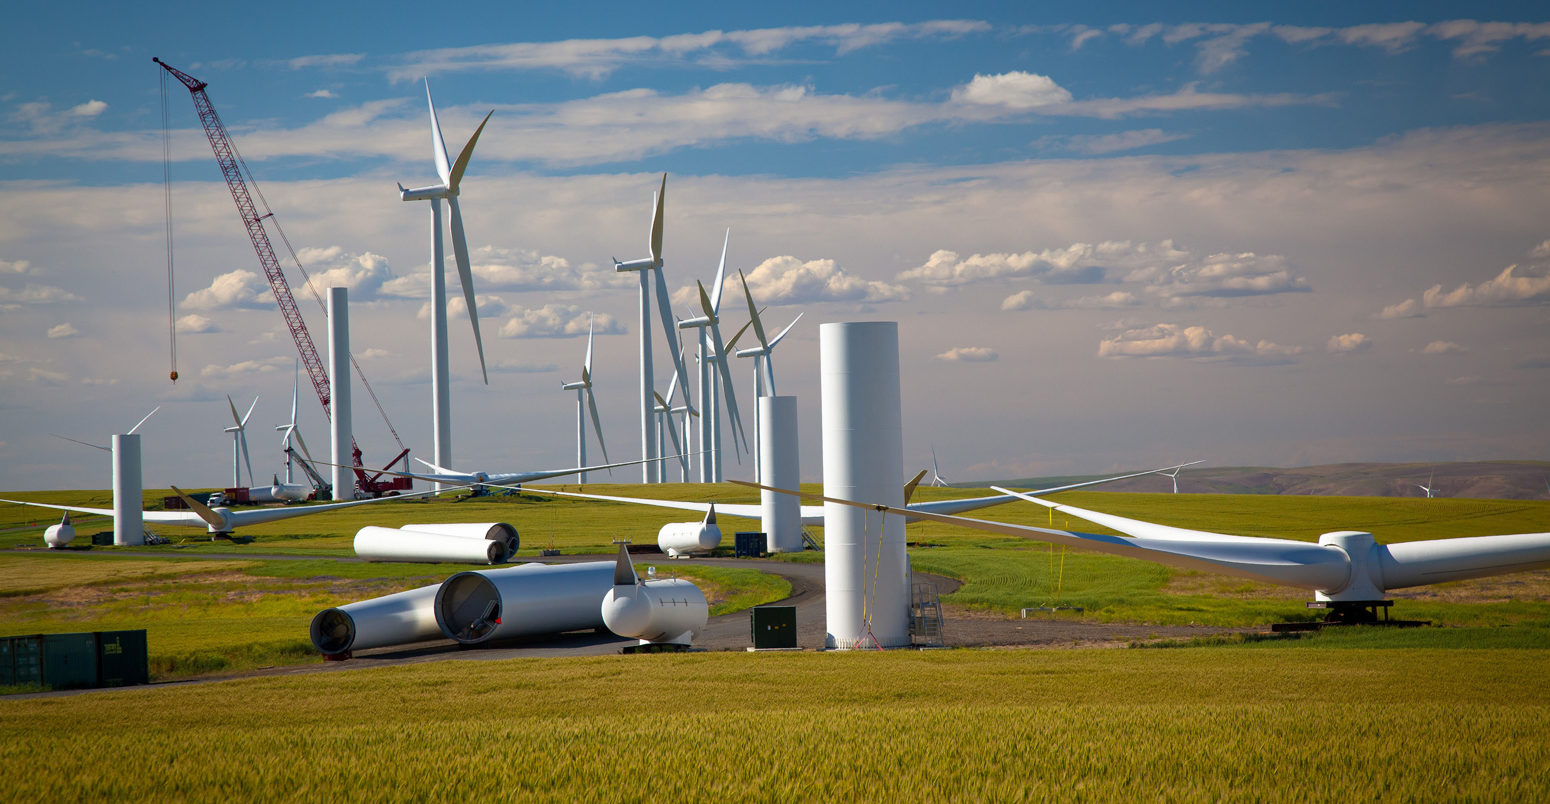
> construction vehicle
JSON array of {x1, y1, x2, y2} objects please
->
[{"x1": 155, "y1": 57, "x2": 411, "y2": 496}]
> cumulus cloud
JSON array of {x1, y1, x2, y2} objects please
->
[
  {"x1": 1097, "y1": 323, "x2": 1302, "y2": 365},
  {"x1": 306, "y1": 89, "x2": 339, "y2": 99},
  {"x1": 1326, "y1": 332, "x2": 1371, "y2": 354},
  {"x1": 1422, "y1": 264, "x2": 1550, "y2": 308},
  {"x1": 1125, "y1": 250, "x2": 1311, "y2": 298},
  {"x1": 0, "y1": 259, "x2": 31, "y2": 274},
  {"x1": 469, "y1": 246, "x2": 622, "y2": 292},
  {"x1": 391, "y1": 21, "x2": 991, "y2": 81},
  {"x1": 742, "y1": 255, "x2": 909, "y2": 305},
  {"x1": 294, "y1": 249, "x2": 397, "y2": 300},
  {"x1": 419, "y1": 293, "x2": 512, "y2": 322},
  {"x1": 951, "y1": 71, "x2": 1073, "y2": 109},
  {"x1": 936, "y1": 346, "x2": 998, "y2": 362},
  {"x1": 901, "y1": 241, "x2": 1186, "y2": 286},
  {"x1": 68, "y1": 100, "x2": 107, "y2": 118},
  {"x1": 498, "y1": 303, "x2": 623, "y2": 338},
  {"x1": 1002, "y1": 289, "x2": 1142, "y2": 311},
  {"x1": 46, "y1": 323, "x2": 78, "y2": 339},
  {"x1": 1377, "y1": 298, "x2": 1422, "y2": 319},
  {"x1": 199, "y1": 356, "x2": 293, "y2": 379},
  {"x1": 0, "y1": 283, "x2": 82, "y2": 305},
  {"x1": 1422, "y1": 340, "x2": 1466, "y2": 355},
  {"x1": 177, "y1": 314, "x2": 221, "y2": 334},
  {"x1": 181, "y1": 269, "x2": 270, "y2": 310}
]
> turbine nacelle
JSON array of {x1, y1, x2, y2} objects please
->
[{"x1": 398, "y1": 183, "x2": 452, "y2": 202}]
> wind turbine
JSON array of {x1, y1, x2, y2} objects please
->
[
  {"x1": 1416, "y1": 472, "x2": 1437, "y2": 499},
  {"x1": 734, "y1": 268, "x2": 803, "y2": 483},
  {"x1": 929, "y1": 446, "x2": 949, "y2": 487},
  {"x1": 1161, "y1": 463, "x2": 1184, "y2": 494},
  {"x1": 653, "y1": 370, "x2": 698, "y2": 482},
  {"x1": 50, "y1": 406, "x2": 160, "y2": 454},
  {"x1": 224, "y1": 394, "x2": 259, "y2": 488},
  {"x1": 686, "y1": 269, "x2": 753, "y2": 481},
  {"x1": 560, "y1": 315, "x2": 609, "y2": 483},
  {"x1": 677, "y1": 229, "x2": 732, "y2": 483},
  {"x1": 613, "y1": 174, "x2": 692, "y2": 483},
  {"x1": 397, "y1": 80, "x2": 493, "y2": 491},
  {"x1": 275, "y1": 360, "x2": 314, "y2": 485}
]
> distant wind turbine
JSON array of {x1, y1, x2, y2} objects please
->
[
  {"x1": 224, "y1": 394, "x2": 259, "y2": 488},
  {"x1": 560, "y1": 315, "x2": 609, "y2": 484}
]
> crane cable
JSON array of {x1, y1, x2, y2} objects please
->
[{"x1": 160, "y1": 67, "x2": 178, "y2": 383}]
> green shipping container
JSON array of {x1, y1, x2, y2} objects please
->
[
  {"x1": 42, "y1": 633, "x2": 98, "y2": 690},
  {"x1": 95, "y1": 630, "x2": 149, "y2": 687},
  {"x1": 0, "y1": 637, "x2": 12, "y2": 686},
  {"x1": 750, "y1": 605, "x2": 798, "y2": 649}
]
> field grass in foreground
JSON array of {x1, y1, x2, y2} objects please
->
[{"x1": 2, "y1": 647, "x2": 1546, "y2": 801}]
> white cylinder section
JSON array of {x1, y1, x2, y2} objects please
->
[
  {"x1": 354, "y1": 526, "x2": 507, "y2": 564},
  {"x1": 657, "y1": 520, "x2": 722, "y2": 557},
  {"x1": 820, "y1": 322, "x2": 909, "y2": 649},
  {"x1": 329, "y1": 286, "x2": 352, "y2": 500},
  {"x1": 310, "y1": 582, "x2": 443, "y2": 655},
  {"x1": 112, "y1": 433, "x2": 143, "y2": 546},
  {"x1": 601, "y1": 579, "x2": 709, "y2": 645},
  {"x1": 760, "y1": 395, "x2": 802, "y2": 553},
  {"x1": 403, "y1": 522, "x2": 519, "y2": 556},
  {"x1": 435, "y1": 561, "x2": 614, "y2": 644}
]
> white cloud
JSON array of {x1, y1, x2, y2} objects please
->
[
  {"x1": 1097, "y1": 323, "x2": 1302, "y2": 365},
  {"x1": 288, "y1": 53, "x2": 364, "y2": 69},
  {"x1": 1126, "y1": 250, "x2": 1310, "y2": 298},
  {"x1": 391, "y1": 21, "x2": 991, "y2": 81},
  {"x1": 1053, "y1": 128, "x2": 1189, "y2": 155},
  {"x1": 199, "y1": 356, "x2": 293, "y2": 379},
  {"x1": 951, "y1": 71, "x2": 1072, "y2": 109},
  {"x1": 181, "y1": 269, "x2": 269, "y2": 310},
  {"x1": 466, "y1": 246, "x2": 622, "y2": 292},
  {"x1": 1422, "y1": 264, "x2": 1550, "y2": 308},
  {"x1": 901, "y1": 241, "x2": 1184, "y2": 286},
  {"x1": 1531, "y1": 239, "x2": 1550, "y2": 259},
  {"x1": 497, "y1": 303, "x2": 623, "y2": 338},
  {"x1": 742, "y1": 255, "x2": 909, "y2": 305},
  {"x1": 306, "y1": 89, "x2": 338, "y2": 99},
  {"x1": 1326, "y1": 332, "x2": 1371, "y2": 354},
  {"x1": 177, "y1": 314, "x2": 220, "y2": 334},
  {"x1": 358, "y1": 348, "x2": 392, "y2": 359},
  {"x1": 46, "y1": 323, "x2": 78, "y2": 339},
  {"x1": 67, "y1": 100, "x2": 107, "y2": 118},
  {"x1": 0, "y1": 259, "x2": 31, "y2": 274},
  {"x1": 1002, "y1": 290, "x2": 1142, "y2": 311},
  {"x1": 1427, "y1": 20, "x2": 1550, "y2": 59},
  {"x1": 1422, "y1": 340, "x2": 1466, "y2": 355},
  {"x1": 1337, "y1": 22, "x2": 1427, "y2": 52},
  {"x1": 420, "y1": 293, "x2": 512, "y2": 322},
  {"x1": 1091, "y1": 21, "x2": 1548, "y2": 69},
  {"x1": 300, "y1": 250, "x2": 396, "y2": 300},
  {"x1": 936, "y1": 346, "x2": 998, "y2": 362},
  {"x1": 1378, "y1": 298, "x2": 1422, "y2": 319},
  {"x1": 0, "y1": 283, "x2": 83, "y2": 304}
]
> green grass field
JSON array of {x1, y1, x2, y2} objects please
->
[
  {"x1": 2, "y1": 485, "x2": 1546, "y2": 677},
  {"x1": 2, "y1": 646, "x2": 1546, "y2": 801}
]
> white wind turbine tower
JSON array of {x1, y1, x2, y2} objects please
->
[
  {"x1": 653, "y1": 355, "x2": 699, "y2": 482},
  {"x1": 1162, "y1": 464, "x2": 1184, "y2": 493},
  {"x1": 929, "y1": 446, "x2": 949, "y2": 487},
  {"x1": 560, "y1": 315, "x2": 609, "y2": 483},
  {"x1": 225, "y1": 394, "x2": 259, "y2": 488},
  {"x1": 613, "y1": 174, "x2": 693, "y2": 483},
  {"x1": 1416, "y1": 472, "x2": 1437, "y2": 498},
  {"x1": 275, "y1": 360, "x2": 314, "y2": 484},
  {"x1": 683, "y1": 266, "x2": 752, "y2": 482},
  {"x1": 397, "y1": 81, "x2": 493, "y2": 491},
  {"x1": 677, "y1": 229, "x2": 731, "y2": 483},
  {"x1": 734, "y1": 269, "x2": 803, "y2": 483}
]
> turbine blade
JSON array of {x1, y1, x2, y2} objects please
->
[
  {"x1": 240, "y1": 431, "x2": 254, "y2": 488},
  {"x1": 696, "y1": 280, "x2": 716, "y2": 321},
  {"x1": 170, "y1": 485, "x2": 227, "y2": 530},
  {"x1": 129, "y1": 406, "x2": 161, "y2": 435},
  {"x1": 665, "y1": 369, "x2": 679, "y2": 406},
  {"x1": 708, "y1": 323, "x2": 747, "y2": 454},
  {"x1": 903, "y1": 469, "x2": 928, "y2": 505},
  {"x1": 662, "y1": 403, "x2": 684, "y2": 462},
  {"x1": 649, "y1": 174, "x2": 666, "y2": 265},
  {"x1": 425, "y1": 80, "x2": 452, "y2": 187},
  {"x1": 584, "y1": 314, "x2": 595, "y2": 374},
  {"x1": 242, "y1": 395, "x2": 260, "y2": 427},
  {"x1": 448, "y1": 197, "x2": 488, "y2": 384},
  {"x1": 769, "y1": 312, "x2": 804, "y2": 348},
  {"x1": 50, "y1": 433, "x2": 110, "y2": 452},
  {"x1": 710, "y1": 228, "x2": 729, "y2": 312},
  {"x1": 653, "y1": 268, "x2": 691, "y2": 399},
  {"x1": 738, "y1": 269, "x2": 768, "y2": 349},
  {"x1": 447, "y1": 110, "x2": 493, "y2": 192},
  {"x1": 227, "y1": 394, "x2": 242, "y2": 427},
  {"x1": 725, "y1": 317, "x2": 754, "y2": 355},
  {"x1": 292, "y1": 428, "x2": 313, "y2": 462},
  {"x1": 585, "y1": 387, "x2": 609, "y2": 463},
  {"x1": 289, "y1": 358, "x2": 300, "y2": 425}
]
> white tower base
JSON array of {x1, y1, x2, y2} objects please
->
[
  {"x1": 329, "y1": 287, "x2": 353, "y2": 501},
  {"x1": 821, "y1": 322, "x2": 909, "y2": 649},
  {"x1": 112, "y1": 433, "x2": 143, "y2": 546},
  {"x1": 759, "y1": 396, "x2": 801, "y2": 553}
]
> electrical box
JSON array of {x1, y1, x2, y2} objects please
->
[
  {"x1": 750, "y1": 606, "x2": 798, "y2": 650},
  {"x1": 734, "y1": 531, "x2": 767, "y2": 558}
]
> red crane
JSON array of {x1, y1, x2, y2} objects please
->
[{"x1": 155, "y1": 57, "x2": 411, "y2": 496}]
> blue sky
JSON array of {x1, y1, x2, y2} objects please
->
[{"x1": 3, "y1": 3, "x2": 1549, "y2": 491}]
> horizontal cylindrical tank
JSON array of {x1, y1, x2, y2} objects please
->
[
  {"x1": 658, "y1": 520, "x2": 721, "y2": 557},
  {"x1": 44, "y1": 516, "x2": 75, "y2": 549},
  {"x1": 309, "y1": 582, "x2": 443, "y2": 656},
  {"x1": 435, "y1": 561, "x2": 614, "y2": 644},
  {"x1": 353, "y1": 526, "x2": 507, "y2": 564},
  {"x1": 601, "y1": 579, "x2": 708, "y2": 645},
  {"x1": 402, "y1": 522, "x2": 519, "y2": 556}
]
